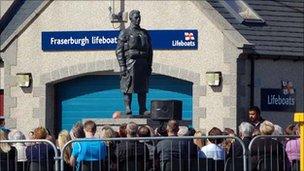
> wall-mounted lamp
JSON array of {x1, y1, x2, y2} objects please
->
[
  {"x1": 16, "y1": 73, "x2": 32, "y2": 88},
  {"x1": 206, "y1": 71, "x2": 222, "y2": 86},
  {"x1": 108, "y1": 7, "x2": 128, "y2": 23}
]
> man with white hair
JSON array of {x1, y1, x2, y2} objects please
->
[{"x1": 227, "y1": 122, "x2": 254, "y2": 159}]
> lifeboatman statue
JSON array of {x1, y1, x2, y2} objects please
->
[{"x1": 115, "y1": 10, "x2": 153, "y2": 117}]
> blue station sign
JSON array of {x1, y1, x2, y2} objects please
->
[
  {"x1": 261, "y1": 89, "x2": 296, "y2": 112},
  {"x1": 41, "y1": 30, "x2": 198, "y2": 51}
]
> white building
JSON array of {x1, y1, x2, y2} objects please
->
[{"x1": 0, "y1": 0, "x2": 303, "y2": 135}]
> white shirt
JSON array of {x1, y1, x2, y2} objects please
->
[
  {"x1": 13, "y1": 143, "x2": 27, "y2": 162},
  {"x1": 200, "y1": 143, "x2": 225, "y2": 160}
]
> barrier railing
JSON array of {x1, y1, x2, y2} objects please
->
[
  {"x1": 248, "y1": 135, "x2": 300, "y2": 171},
  {"x1": 0, "y1": 139, "x2": 59, "y2": 171},
  {"x1": 60, "y1": 136, "x2": 246, "y2": 171},
  {"x1": 1, "y1": 135, "x2": 299, "y2": 171}
]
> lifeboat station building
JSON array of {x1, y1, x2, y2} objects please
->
[{"x1": 0, "y1": 0, "x2": 303, "y2": 135}]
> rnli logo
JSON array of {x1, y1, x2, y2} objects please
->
[
  {"x1": 184, "y1": 32, "x2": 195, "y2": 41},
  {"x1": 172, "y1": 32, "x2": 196, "y2": 47}
]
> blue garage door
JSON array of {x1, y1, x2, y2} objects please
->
[{"x1": 55, "y1": 75, "x2": 193, "y2": 130}]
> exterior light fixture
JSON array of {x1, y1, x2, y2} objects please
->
[
  {"x1": 16, "y1": 73, "x2": 32, "y2": 88},
  {"x1": 206, "y1": 71, "x2": 222, "y2": 86},
  {"x1": 108, "y1": 7, "x2": 128, "y2": 23}
]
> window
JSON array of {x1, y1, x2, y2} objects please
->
[{"x1": 222, "y1": 0, "x2": 265, "y2": 24}]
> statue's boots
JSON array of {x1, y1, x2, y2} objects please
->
[
  {"x1": 138, "y1": 93, "x2": 150, "y2": 116},
  {"x1": 124, "y1": 93, "x2": 132, "y2": 115}
]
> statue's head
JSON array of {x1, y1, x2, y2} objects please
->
[{"x1": 129, "y1": 10, "x2": 141, "y2": 27}]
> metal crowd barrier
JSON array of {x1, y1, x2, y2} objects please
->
[
  {"x1": 0, "y1": 139, "x2": 59, "y2": 171},
  {"x1": 2, "y1": 135, "x2": 299, "y2": 171},
  {"x1": 248, "y1": 135, "x2": 300, "y2": 171},
  {"x1": 61, "y1": 136, "x2": 247, "y2": 171}
]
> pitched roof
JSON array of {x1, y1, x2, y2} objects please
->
[
  {"x1": 0, "y1": 0, "x2": 49, "y2": 52},
  {"x1": 208, "y1": 0, "x2": 304, "y2": 59}
]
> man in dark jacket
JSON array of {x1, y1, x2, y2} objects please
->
[
  {"x1": 226, "y1": 122, "x2": 254, "y2": 171},
  {"x1": 116, "y1": 10, "x2": 153, "y2": 116},
  {"x1": 248, "y1": 106, "x2": 265, "y2": 132},
  {"x1": 228, "y1": 122, "x2": 254, "y2": 159},
  {"x1": 155, "y1": 120, "x2": 188, "y2": 171},
  {"x1": 115, "y1": 122, "x2": 150, "y2": 171}
]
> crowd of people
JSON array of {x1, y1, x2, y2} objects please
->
[{"x1": 0, "y1": 106, "x2": 301, "y2": 171}]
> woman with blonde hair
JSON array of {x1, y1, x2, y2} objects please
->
[
  {"x1": 0, "y1": 129, "x2": 17, "y2": 170},
  {"x1": 250, "y1": 121, "x2": 289, "y2": 170},
  {"x1": 57, "y1": 130, "x2": 73, "y2": 171}
]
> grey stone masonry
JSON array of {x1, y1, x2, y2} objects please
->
[
  {"x1": 32, "y1": 95, "x2": 46, "y2": 126},
  {"x1": 87, "y1": 62, "x2": 97, "y2": 73},
  {"x1": 179, "y1": 69, "x2": 190, "y2": 82},
  {"x1": 5, "y1": 75, "x2": 17, "y2": 87},
  {"x1": 3, "y1": 52, "x2": 17, "y2": 66},
  {"x1": 193, "y1": 107, "x2": 206, "y2": 129},
  {"x1": 223, "y1": 74, "x2": 236, "y2": 85},
  {"x1": 33, "y1": 86, "x2": 46, "y2": 97},
  {"x1": 51, "y1": 69, "x2": 60, "y2": 81},
  {"x1": 32, "y1": 108, "x2": 42, "y2": 118},
  {"x1": 168, "y1": 66, "x2": 180, "y2": 79},
  {"x1": 96, "y1": 60, "x2": 106, "y2": 70},
  {"x1": 104, "y1": 59, "x2": 114, "y2": 70},
  {"x1": 194, "y1": 107, "x2": 206, "y2": 118},
  {"x1": 223, "y1": 96, "x2": 236, "y2": 107},
  {"x1": 152, "y1": 63, "x2": 160, "y2": 73},
  {"x1": 69, "y1": 65, "x2": 79, "y2": 77},
  {"x1": 229, "y1": 107, "x2": 237, "y2": 118},
  {"x1": 59, "y1": 67, "x2": 69, "y2": 79},
  {"x1": 159, "y1": 64, "x2": 170, "y2": 76},
  {"x1": 188, "y1": 72, "x2": 200, "y2": 84},
  {"x1": 77, "y1": 63, "x2": 87, "y2": 74},
  {"x1": 193, "y1": 85, "x2": 206, "y2": 97},
  {"x1": 40, "y1": 73, "x2": 51, "y2": 85},
  {"x1": 193, "y1": 96, "x2": 200, "y2": 107},
  {"x1": 3, "y1": 40, "x2": 18, "y2": 128},
  {"x1": 223, "y1": 117, "x2": 236, "y2": 130},
  {"x1": 5, "y1": 118, "x2": 17, "y2": 128},
  {"x1": 5, "y1": 97, "x2": 17, "y2": 109}
]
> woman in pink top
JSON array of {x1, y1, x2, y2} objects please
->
[
  {"x1": 285, "y1": 124, "x2": 300, "y2": 163},
  {"x1": 285, "y1": 138, "x2": 300, "y2": 162}
]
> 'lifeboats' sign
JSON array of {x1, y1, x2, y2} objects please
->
[
  {"x1": 261, "y1": 89, "x2": 296, "y2": 112},
  {"x1": 41, "y1": 30, "x2": 198, "y2": 51}
]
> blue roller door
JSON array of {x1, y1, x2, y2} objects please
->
[{"x1": 55, "y1": 75, "x2": 193, "y2": 130}]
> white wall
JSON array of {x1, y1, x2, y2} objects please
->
[{"x1": 0, "y1": 0, "x2": 14, "y2": 18}]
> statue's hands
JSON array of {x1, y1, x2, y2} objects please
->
[{"x1": 120, "y1": 66, "x2": 127, "y2": 76}]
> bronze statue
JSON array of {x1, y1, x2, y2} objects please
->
[{"x1": 116, "y1": 10, "x2": 153, "y2": 116}]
